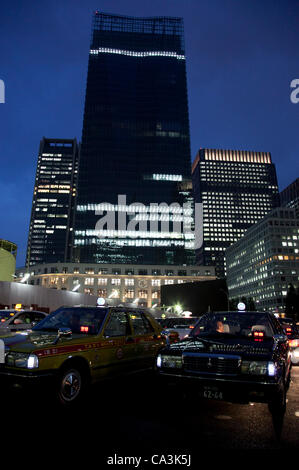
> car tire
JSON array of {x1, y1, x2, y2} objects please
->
[{"x1": 56, "y1": 367, "x2": 86, "y2": 406}]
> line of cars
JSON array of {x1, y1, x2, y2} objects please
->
[{"x1": 0, "y1": 306, "x2": 297, "y2": 417}]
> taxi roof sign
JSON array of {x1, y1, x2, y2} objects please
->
[{"x1": 237, "y1": 302, "x2": 246, "y2": 311}]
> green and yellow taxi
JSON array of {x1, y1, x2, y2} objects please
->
[{"x1": 0, "y1": 306, "x2": 165, "y2": 404}]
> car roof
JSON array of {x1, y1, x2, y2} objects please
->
[
  {"x1": 0, "y1": 309, "x2": 45, "y2": 314},
  {"x1": 202, "y1": 311, "x2": 273, "y2": 316}
]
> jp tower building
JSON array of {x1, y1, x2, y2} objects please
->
[{"x1": 74, "y1": 12, "x2": 194, "y2": 265}]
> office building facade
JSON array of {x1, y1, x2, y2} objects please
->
[
  {"x1": 226, "y1": 208, "x2": 299, "y2": 313},
  {"x1": 280, "y1": 177, "x2": 299, "y2": 217},
  {"x1": 74, "y1": 12, "x2": 193, "y2": 265},
  {"x1": 192, "y1": 148, "x2": 279, "y2": 278},
  {"x1": 26, "y1": 138, "x2": 79, "y2": 266},
  {"x1": 16, "y1": 262, "x2": 215, "y2": 309}
]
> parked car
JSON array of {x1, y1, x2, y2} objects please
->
[
  {"x1": 278, "y1": 317, "x2": 299, "y2": 365},
  {"x1": 156, "y1": 311, "x2": 291, "y2": 416},
  {"x1": 0, "y1": 310, "x2": 47, "y2": 337},
  {"x1": 0, "y1": 306, "x2": 165, "y2": 405},
  {"x1": 157, "y1": 317, "x2": 199, "y2": 340}
]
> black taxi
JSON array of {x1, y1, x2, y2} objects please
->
[
  {"x1": 156, "y1": 310, "x2": 292, "y2": 415},
  {"x1": 0, "y1": 306, "x2": 165, "y2": 405}
]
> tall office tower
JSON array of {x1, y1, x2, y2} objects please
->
[
  {"x1": 280, "y1": 178, "x2": 299, "y2": 217},
  {"x1": 26, "y1": 138, "x2": 79, "y2": 267},
  {"x1": 74, "y1": 12, "x2": 192, "y2": 265},
  {"x1": 192, "y1": 148, "x2": 279, "y2": 278}
]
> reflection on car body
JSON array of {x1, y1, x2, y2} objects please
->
[
  {"x1": 0, "y1": 306, "x2": 165, "y2": 405},
  {"x1": 156, "y1": 311, "x2": 291, "y2": 416}
]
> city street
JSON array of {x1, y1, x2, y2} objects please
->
[{"x1": 3, "y1": 366, "x2": 299, "y2": 464}]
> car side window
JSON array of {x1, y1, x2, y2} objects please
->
[
  {"x1": 129, "y1": 312, "x2": 154, "y2": 335},
  {"x1": 31, "y1": 313, "x2": 45, "y2": 323},
  {"x1": 104, "y1": 311, "x2": 130, "y2": 337},
  {"x1": 13, "y1": 313, "x2": 30, "y2": 325}
]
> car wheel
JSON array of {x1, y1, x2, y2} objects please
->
[{"x1": 57, "y1": 367, "x2": 84, "y2": 406}]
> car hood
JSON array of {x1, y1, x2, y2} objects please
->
[
  {"x1": 1, "y1": 331, "x2": 84, "y2": 353},
  {"x1": 163, "y1": 335, "x2": 274, "y2": 359}
]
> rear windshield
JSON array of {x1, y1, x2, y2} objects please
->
[
  {"x1": 33, "y1": 307, "x2": 108, "y2": 335},
  {"x1": 191, "y1": 312, "x2": 275, "y2": 339}
]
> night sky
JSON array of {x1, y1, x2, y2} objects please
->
[{"x1": 0, "y1": 0, "x2": 298, "y2": 267}]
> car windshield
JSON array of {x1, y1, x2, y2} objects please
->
[
  {"x1": 191, "y1": 312, "x2": 274, "y2": 339},
  {"x1": 32, "y1": 307, "x2": 109, "y2": 335},
  {"x1": 0, "y1": 311, "x2": 17, "y2": 322},
  {"x1": 158, "y1": 318, "x2": 197, "y2": 329}
]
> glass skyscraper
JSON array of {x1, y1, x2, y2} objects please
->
[{"x1": 74, "y1": 12, "x2": 192, "y2": 265}]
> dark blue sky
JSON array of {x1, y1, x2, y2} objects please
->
[{"x1": 0, "y1": 0, "x2": 298, "y2": 267}]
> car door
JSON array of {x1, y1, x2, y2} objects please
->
[
  {"x1": 128, "y1": 310, "x2": 160, "y2": 370},
  {"x1": 94, "y1": 309, "x2": 138, "y2": 380}
]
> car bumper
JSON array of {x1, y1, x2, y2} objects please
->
[
  {"x1": 158, "y1": 370, "x2": 282, "y2": 404},
  {"x1": 0, "y1": 368, "x2": 56, "y2": 389}
]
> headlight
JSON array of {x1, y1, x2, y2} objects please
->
[
  {"x1": 241, "y1": 361, "x2": 268, "y2": 375},
  {"x1": 159, "y1": 355, "x2": 183, "y2": 369},
  {"x1": 267, "y1": 361, "x2": 276, "y2": 376},
  {"x1": 6, "y1": 352, "x2": 39, "y2": 369}
]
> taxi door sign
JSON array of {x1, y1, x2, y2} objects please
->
[
  {"x1": 116, "y1": 348, "x2": 124, "y2": 359},
  {"x1": 0, "y1": 340, "x2": 5, "y2": 364}
]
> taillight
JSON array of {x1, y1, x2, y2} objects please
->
[
  {"x1": 286, "y1": 328, "x2": 292, "y2": 336},
  {"x1": 289, "y1": 339, "x2": 299, "y2": 348},
  {"x1": 189, "y1": 325, "x2": 194, "y2": 329},
  {"x1": 253, "y1": 331, "x2": 265, "y2": 342}
]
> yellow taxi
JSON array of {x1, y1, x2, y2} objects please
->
[{"x1": 0, "y1": 306, "x2": 165, "y2": 405}]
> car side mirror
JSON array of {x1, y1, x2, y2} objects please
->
[{"x1": 53, "y1": 327, "x2": 72, "y2": 345}]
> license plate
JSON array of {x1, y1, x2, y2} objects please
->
[
  {"x1": 202, "y1": 387, "x2": 223, "y2": 400},
  {"x1": 0, "y1": 340, "x2": 4, "y2": 364}
]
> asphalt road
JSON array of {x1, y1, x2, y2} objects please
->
[{"x1": 3, "y1": 367, "x2": 299, "y2": 465}]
